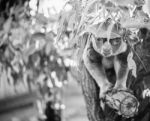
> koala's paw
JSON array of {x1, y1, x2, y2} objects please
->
[
  {"x1": 113, "y1": 84, "x2": 127, "y2": 91},
  {"x1": 100, "y1": 83, "x2": 113, "y2": 99}
]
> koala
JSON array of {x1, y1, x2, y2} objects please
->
[{"x1": 83, "y1": 22, "x2": 130, "y2": 98}]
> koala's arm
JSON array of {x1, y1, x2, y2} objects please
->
[
  {"x1": 83, "y1": 40, "x2": 110, "y2": 88},
  {"x1": 114, "y1": 54, "x2": 129, "y2": 89}
]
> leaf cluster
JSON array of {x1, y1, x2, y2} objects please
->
[{"x1": 0, "y1": 1, "x2": 69, "y2": 99}]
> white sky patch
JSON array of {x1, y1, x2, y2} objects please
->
[{"x1": 29, "y1": 0, "x2": 66, "y2": 17}]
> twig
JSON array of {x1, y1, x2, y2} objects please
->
[{"x1": 125, "y1": 32, "x2": 148, "y2": 72}]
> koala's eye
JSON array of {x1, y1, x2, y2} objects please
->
[
  {"x1": 97, "y1": 38, "x2": 106, "y2": 42},
  {"x1": 97, "y1": 38, "x2": 102, "y2": 41},
  {"x1": 110, "y1": 38, "x2": 121, "y2": 45}
]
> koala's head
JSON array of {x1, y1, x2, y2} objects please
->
[{"x1": 89, "y1": 20, "x2": 127, "y2": 57}]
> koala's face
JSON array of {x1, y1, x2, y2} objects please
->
[{"x1": 91, "y1": 35, "x2": 127, "y2": 57}]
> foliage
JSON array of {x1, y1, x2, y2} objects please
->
[{"x1": 0, "y1": 0, "x2": 69, "y2": 102}]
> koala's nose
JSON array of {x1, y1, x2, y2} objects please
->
[
  {"x1": 103, "y1": 42, "x2": 111, "y2": 50},
  {"x1": 102, "y1": 42, "x2": 111, "y2": 56}
]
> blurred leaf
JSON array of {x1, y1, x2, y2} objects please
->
[
  {"x1": 143, "y1": 0, "x2": 150, "y2": 16},
  {"x1": 45, "y1": 42, "x2": 52, "y2": 55},
  {"x1": 22, "y1": 44, "x2": 36, "y2": 62},
  {"x1": 3, "y1": 17, "x2": 12, "y2": 33},
  {"x1": 36, "y1": 13, "x2": 48, "y2": 24},
  {"x1": 10, "y1": 27, "x2": 27, "y2": 46},
  {"x1": 0, "y1": 69, "x2": 15, "y2": 98}
]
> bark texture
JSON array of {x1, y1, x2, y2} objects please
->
[{"x1": 80, "y1": 66, "x2": 105, "y2": 121}]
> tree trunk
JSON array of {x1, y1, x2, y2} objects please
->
[{"x1": 80, "y1": 66, "x2": 105, "y2": 121}]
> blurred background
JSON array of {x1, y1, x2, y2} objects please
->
[{"x1": 0, "y1": 0, "x2": 87, "y2": 121}]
